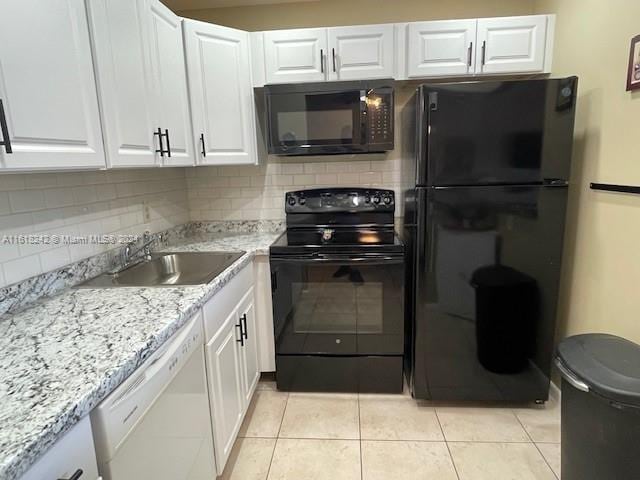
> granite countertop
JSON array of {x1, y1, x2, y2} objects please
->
[{"x1": 0, "y1": 230, "x2": 281, "y2": 480}]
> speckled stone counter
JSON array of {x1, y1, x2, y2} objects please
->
[{"x1": 0, "y1": 230, "x2": 281, "y2": 480}]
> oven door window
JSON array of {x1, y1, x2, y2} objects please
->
[
  {"x1": 271, "y1": 258, "x2": 404, "y2": 355},
  {"x1": 267, "y1": 90, "x2": 363, "y2": 151}
]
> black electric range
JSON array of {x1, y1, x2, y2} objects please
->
[{"x1": 270, "y1": 188, "x2": 405, "y2": 393}]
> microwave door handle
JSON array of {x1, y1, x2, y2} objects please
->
[{"x1": 360, "y1": 89, "x2": 368, "y2": 146}]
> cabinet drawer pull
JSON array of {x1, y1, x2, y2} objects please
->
[
  {"x1": 154, "y1": 127, "x2": 166, "y2": 157},
  {"x1": 236, "y1": 322, "x2": 244, "y2": 346},
  {"x1": 165, "y1": 129, "x2": 171, "y2": 158},
  {"x1": 200, "y1": 133, "x2": 206, "y2": 157},
  {"x1": 0, "y1": 99, "x2": 11, "y2": 154},
  {"x1": 332, "y1": 48, "x2": 336, "y2": 72},
  {"x1": 481, "y1": 40, "x2": 486, "y2": 65},
  {"x1": 320, "y1": 49, "x2": 324, "y2": 73},
  {"x1": 467, "y1": 42, "x2": 473, "y2": 67},
  {"x1": 58, "y1": 469, "x2": 83, "y2": 480},
  {"x1": 241, "y1": 313, "x2": 248, "y2": 340}
]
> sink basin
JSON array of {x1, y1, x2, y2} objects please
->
[{"x1": 79, "y1": 251, "x2": 245, "y2": 287}]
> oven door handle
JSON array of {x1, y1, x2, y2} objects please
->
[{"x1": 271, "y1": 254, "x2": 404, "y2": 264}]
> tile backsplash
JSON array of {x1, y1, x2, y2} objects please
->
[
  {"x1": 185, "y1": 154, "x2": 403, "y2": 222},
  {"x1": 0, "y1": 169, "x2": 189, "y2": 288}
]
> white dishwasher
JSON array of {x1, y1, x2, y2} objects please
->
[{"x1": 91, "y1": 312, "x2": 216, "y2": 480}]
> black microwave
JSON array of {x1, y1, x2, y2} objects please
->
[{"x1": 263, "y1": 80, "x2": 394, "y2": 156}]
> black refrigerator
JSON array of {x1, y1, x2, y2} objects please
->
[{"x1": 402, "y1": 78, "x2": 578, "y2": 402}]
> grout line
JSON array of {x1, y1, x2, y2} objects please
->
[
  {"x1": 265, "y1": 391, "x2": 288, "y2": 480},
  {"x1": 512, "y1": 408, "x2": 559, "y2": 480},
  {"x1": 358, "y1": 392, "x2": 363, "y2": 480},
  {"x1": 434, "y1": 408, "x2": 461, "y2": 480}
]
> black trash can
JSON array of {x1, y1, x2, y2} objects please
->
[{"x1": 556, "y1": 334, "x2": 640, "y2": 480}]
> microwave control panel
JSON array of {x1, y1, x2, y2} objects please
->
[{"x1": 366, "y1": 88, "x2": 394, "y2": 148}]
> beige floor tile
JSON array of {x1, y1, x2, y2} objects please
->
[
  {"x1": 267, "y1": 439, "x2": 360, "y2": 480},
  {"x1": 537, "y1": 443, "x2": 561, "y2": 479},
  {"x1": 221, "y1": 438, "x2": 276, "y2": 480},
  {"x1": 240, "y1": 390, "x2": 288, "y2": 438},
  {"x1": 359, "y1": 395, "x2": 444, "y2": 441},
  {"x1": 437, "y1": 407, "x2": 529, "y2": 442},
  {"x1": 514, "y1": 403, "x2": 561, "y2": 443},
  {"x1": 279, "y1": 393, "x2": 359, "y2": 439},
  {"x1": 449, "y1": 442, "x2": 556, "y2": 480},
  {"x1": 256, "y1": 378, "x2": 278, "y2": 391},
  {"x1": 361, "y1": 440, "x2": 457, "y2": 480}
]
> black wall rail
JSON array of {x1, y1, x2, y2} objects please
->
[{"x1": 590, "y1": 183, "x2": 640, "y2": 195}]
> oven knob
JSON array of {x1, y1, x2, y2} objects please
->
[
  {"x1": 364, "y1": 195, "x2": 371, "y2": 204},
  {"x1": 299, "y1": 197, "x2": 306, "y2": 205},
  {"x1": 383, "y1": 196, "x2": 392, "y2": 205},
  {"x1": 287, "y1": 196, "x2": 296, "y2": 206},
  {"x1": 372, "y1": 195, "x2": 381, "y2": 205}
]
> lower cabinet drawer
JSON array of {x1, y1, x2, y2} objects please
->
[{"x1": 19, "y1": 416, "x2": 100, "y2": 480}]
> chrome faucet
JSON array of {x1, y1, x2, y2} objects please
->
[{"x1": 122, "y1": 231, "x2": 154, "y2": 267}]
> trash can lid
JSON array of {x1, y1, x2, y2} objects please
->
[{"x1": 557, "y1": 334, "x2": 640, "y2": 406}]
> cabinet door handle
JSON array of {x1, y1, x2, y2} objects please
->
[
  {"x1": 467, "y1": 42, "x2": 473, "y2": 67},
  {"x1": 241, "y1": 313, "x2": 248, "y2": 340},
  {"x1": 0, "y1": 99, "x2": 12, "y2": 154},
  {"x1": 154, "y1": 127, "x2": 165, "y2": 157},
  {"x1": 200, "y1": 133, "x2": 206, "y2": 158},
  {"x1": 481, "y1": 40, "x2": 486, "y2": 66},
  {"x1": 332, "y1": 48, "x2": 336, "y2": 72},
  {"x1": 236, "y1": 322, "x2": 244, "y2": 346},
  {"x1": 58, "y1": 469, "x2": 83, "y2": 480},
  {"x1": 320, "y1": 49, "x2": 324, "y2": 73},
  {"x1": 165, "y1": 129, "x2": 171, "y2": 158}
]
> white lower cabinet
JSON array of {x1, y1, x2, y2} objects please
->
[
  {"x1": 205, "y1": 306, "x2": 246, "y2": 473},
  {"x1": 18, "y1": 416, "x2": 100, "y2": 480},
  {"x1": 202, "y1": 262, "x2": 259, "y2": 475}
]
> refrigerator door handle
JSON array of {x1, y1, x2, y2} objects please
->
[{"x1": 543, "y1": 178, "x2": 569, "y2": 186}]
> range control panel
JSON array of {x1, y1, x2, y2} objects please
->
[{"x1": 285, "y1": 188, "x2": 395, "y2": 213}]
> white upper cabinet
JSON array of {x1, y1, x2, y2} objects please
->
[
  {"x1": 476, "y1": 15, "x2": 548, "y2": 74},
  {"x1": 327, "y1": 24, "x2": 395, "y2": 81},
  {"x1": 0, "y1": 0, "x2": 105, "y2": 171},
  {"x1": 146, "y1": 0, "x2": 195, "y2": 166},
  {"x1": 263, "y1": 28, "x2": 328, "y2": 84},
  {"x1": 406, "y1": 19, "x2": 477, "y2": 78},
  {"x1": 184, "y1": 20, "x2": 258, "y2": 165},
  {"x1": 88, "y1": 0, "x2": 160, "y2": 168}
]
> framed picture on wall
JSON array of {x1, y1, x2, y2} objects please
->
[{"x1": 627, "y1": 34, "x2": 640, "y2": 91}]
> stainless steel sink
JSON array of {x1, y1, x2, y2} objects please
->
[{"x1": 78, "y1": 251, "x2": 245, "y2": 287}]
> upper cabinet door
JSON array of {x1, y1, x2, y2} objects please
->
[
  {"x1": 406, "y1": 19, "x2": 477, "y2": 78},
  {"x1": 146, "y1": 0, "x2": 194, "y2": 166},
  {"x1": 327, "y1": 24, "x2": 395, "y2": 81},
  {"x1": 476, "y1": 15, "x2": 547, "y2": 74},
  {"x1": 184, "y1": 20, "x2": 257, "y2": 166},
  {"x1": 88, "y1": 0, "x2": 160, "y2": 168},
  {"x1": 263, "y1": 28, "x2": 328, "y2": 84},
  {"x1": 0, "y1": 0, "x2": 105, "y2": 171}
]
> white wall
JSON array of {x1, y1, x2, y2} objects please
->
[{"x1": 0, "y1": 169, "x2": 189, "y2": 288}]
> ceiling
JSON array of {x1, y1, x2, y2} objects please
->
[{"x1": 162, "y1": 0, "x2": 319, "y2": 11}]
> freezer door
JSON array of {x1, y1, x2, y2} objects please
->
[
  {"x1": 412, "y1": 185, "x2": 568, "y2": 401},
  {"x1": 420, "y1": 78, "x2": 577, "y2": 186}
]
